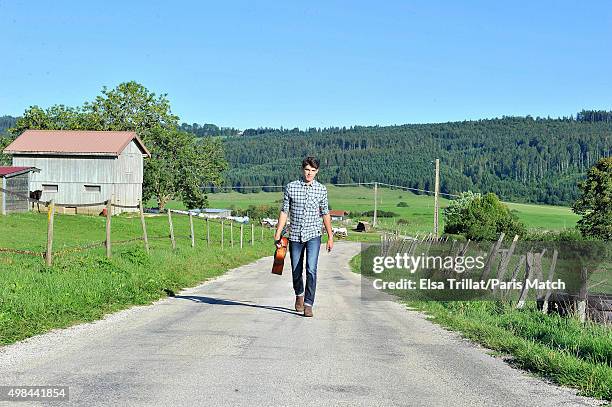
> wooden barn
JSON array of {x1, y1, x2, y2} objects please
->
[
  {"x1": 3, "y1": 130, "x2": 150, "y2": 214},
  {"x1": 329, "y1": 209, "x2": 349, "y2": 221},
  {"x1": 0, "y1": 166, "x2": 39, "y2": 215}
]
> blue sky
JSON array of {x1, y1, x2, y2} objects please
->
[{"x1": 1, "y1": 0, "x2": 611, "y2": 129}]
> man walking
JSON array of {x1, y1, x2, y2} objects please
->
[{"x1": 274, "y1": 157, "x2": 334, "y2": 317}]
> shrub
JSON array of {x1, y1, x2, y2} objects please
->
[{"x1": 444, "y1": 192, "x2": 526, "y2": 241}]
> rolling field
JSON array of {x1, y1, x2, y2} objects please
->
[{"x1": 196, "y1": 185, "x2": 579, "y2": 234}]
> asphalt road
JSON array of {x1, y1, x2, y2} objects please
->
[{"x1": 0, "y1": 242, "x2": 603, "y2": 406}]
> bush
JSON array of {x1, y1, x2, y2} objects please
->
[
  {"x1": 396, "y1": 201, "x2": 409, "y2": 207},
  {"x1": 231, "y1": 204, "x2": 278, "y2": 220},
  {"x1": 444, "y1": 192, "x2": 526, "y2": 241}
]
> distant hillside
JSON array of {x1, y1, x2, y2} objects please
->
[
  {"x1": 216, "y1": 114, "x2": 612, "y2": 205},
  {"x1": 4, "y1": 110, "x2": 611, "y2": 205},
  {"x1": 0, "y1": 116, "x2": 17, "y2": 136}
]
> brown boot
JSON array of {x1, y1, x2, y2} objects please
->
[
  {"x1": 303, "y1": 305, "x2": 313, "y2": 317},
  {"x1": 295, "y1": 296, "x2": 305, "y2": 312}
]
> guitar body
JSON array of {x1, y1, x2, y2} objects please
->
[{"x1": 272, "y1": 237, "x2": 289, "y2": 275}]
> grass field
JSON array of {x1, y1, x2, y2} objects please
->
[
  {"x1": 191, "y1": 185, "x2": 580, "y2": 234},
  {"x1": 0, "y1": 211, "x2": 271, "y2": 346}
]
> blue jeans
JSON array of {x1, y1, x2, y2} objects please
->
[{"x1": 289, "y1": 236, "x2": 321, "y2": 307}]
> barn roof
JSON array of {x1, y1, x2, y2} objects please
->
[
  {"x1": 3, "y1": 130, "x2": 151, "y2": 157},
  {"x1": 329, "y1": 210, "x2": 349, "y2": 216},
  {"x1": 0, "y1": 166, "x2": 39, "y2": 177}
]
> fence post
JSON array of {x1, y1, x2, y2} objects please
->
[
  {"x1": 541, "y1": 249, "x2": 558, "y2": 314},
  {"x1": 577, "y1": 267, "x2": 588, "y2": 323},
  {"x1": 168, "y1": 209, "x2": 176, "y2": 250},
  {"x1": 480, "y1": 232, "x2": 505, "y2": 281},
  {"x1": 240, "y1": 223, "x2": 244, "y2": 249},
  {"x1": 251, "y1": 223, "x2": 254, "y2": 246},
  {"x1": 189, "y1": 212, "x2": 195, "y2": 248},
  {"x1": 534, "y1": 250, "x2": 546, "y2": 307},
  {"x1": 45, "y1": 200, "x2": 55, "y2": 266},
  {"x1": 221, "y1": 220, "x2": 224, "y2": 250},
  {"x1": 105, "y1": 199, "x2": 112, "y2": 258},
  {"x1": 516, "y1": 252, "x2": 533, "y2": 309},
  {"x1": 230, "y1": 221, "x2": 234, "y2": 247},
  {"x1": 138, "y1": 200, "x2": 149, "y2": 255},
  {"x1": 206, "y1": 218, "x2": 210, "y2": 247},
  {"x1": 496, "y1": 235, "x2": 519, "y2": 283}
]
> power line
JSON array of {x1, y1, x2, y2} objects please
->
[
  {"x1": 376, "y1": 182, "x2": 460, "y2": 198},
  {"x1": 203, "y1": 181, "x2": 460, "y2": 198}
]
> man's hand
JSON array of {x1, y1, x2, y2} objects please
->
[{"x1": 326, "y1": 237, "x2": 334, "y2": 252}]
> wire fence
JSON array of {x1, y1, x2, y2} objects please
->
[{"x1": 0, "y1": 190, "x2": 273, "y2": 266}]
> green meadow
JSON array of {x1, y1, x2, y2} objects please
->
[{"x1": 197, "y1": 185, "x2": 579, "y2": 234}]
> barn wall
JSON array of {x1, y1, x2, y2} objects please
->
[
  {"x1": 4, "y1": 173, "x2": 30, "y2": 213},
  {"x1": 13, "y1": 141, "x2": 146, "y2": 214},
  {"x1": 115, "y1": 141, "x2": 144, "y2": 184},
  {"x1": 14, "y1": 155, "x2": 116, "y2": 184}
]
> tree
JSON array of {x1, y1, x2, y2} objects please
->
[
  {"x1": 9, "y1": 105, "x2": 95, "y2": 135},
  {"x1": 444, "y1": 192, "x2": 526, "y2": 241},
  {"x1": 9, "y1": 82, "x2": 227, "y2": 209},
  {"x1": 143, "y1": 128, "x2": 228, "y2": 210},
  {"x1": 443, "y1": 191, "x2": 481, "y2": 230},
  {"x1": 572, "y1": 157, "x2": 612, "y2": 240},
  {"x1": 0, "y1": 136, "x2": 13, "y2": 165},
  {"x1": 83, "y1": 81, "x2": 179, "y2": 133}
]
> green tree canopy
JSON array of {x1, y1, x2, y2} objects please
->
[
  {"x1": 8, "y1": 82, "x2": 226, "y2": 209},
  {"x1": 84, "y1": 81, "x2": 179, "y2": 132},
  {"x1": 572, "y1": 157, "x2": 612, "y2": 240},
  {"x1": 444, "y1": 192, "x2": 526, "y2": 241}
]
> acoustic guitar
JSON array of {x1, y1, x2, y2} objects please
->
[{"x1": 272, "y1": 236, "x2": 289, "y2": 275}]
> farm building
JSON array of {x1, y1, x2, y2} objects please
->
[
  {"x1": 3, "y1": 130, "x2": 150, "y2": 214},
  {"x1": 329, "y1": 209, "x2": 349, "y2": 221},
  {"x1": 0, "y1": 166, "x2": 39, "y2": 215}
]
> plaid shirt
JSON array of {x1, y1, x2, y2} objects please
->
[{"x1": 281, "y1": 179, "x2": 330, "y2": 242}]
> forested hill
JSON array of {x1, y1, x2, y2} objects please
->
[
  {"x1": 3, "y1": 110, "x2": 611, "y2": 204},
  {"x1": 218, "y1": 116, "x2": 611, "y2": 205},
  {"x1": 0, "y1": 116, "x2": 17, "y2": 135}
]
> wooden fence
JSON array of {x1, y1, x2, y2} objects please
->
[
  {"x1": 379, "y1": 232, "x2": 611, "y2": 324},
  {"x1": 0, "y1": 188, "x2": 273, "y2": 266}
]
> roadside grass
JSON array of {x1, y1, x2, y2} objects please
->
[
  {"x1": 0, "y1": 212, "x2": 272, "y2": 346},
  {"x1": 349, "y1": 253, "x2": 612, "y2": 401}
]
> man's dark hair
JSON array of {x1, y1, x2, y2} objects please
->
[{"x1": 302, "y1": 156, "x2": 320, "y2": 169}]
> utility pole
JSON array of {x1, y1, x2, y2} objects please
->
[
  {"x1": 373, "y1": 182, "x2": 378, "y2": 227},
  {"x1": 433, "y1": 159, "x2": 440, "y2": 240}
]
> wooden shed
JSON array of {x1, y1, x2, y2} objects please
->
[
  {"x1": 3, "y1": 130, "x2": 150, "y2": 214},
  {"x1": 0, "y1": 166, "x2": 39, "y2": 215}
]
